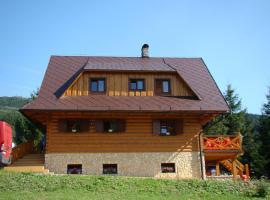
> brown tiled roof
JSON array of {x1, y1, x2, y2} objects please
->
[{"x1": 21, "y1": 56, "x2": 229, "y2": 113}]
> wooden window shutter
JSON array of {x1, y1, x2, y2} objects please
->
[
  {"x1": 152, "y1": 120, "x2": 160, "y2": 135},
  {"x1": 155, "y1": 80, "x2": 162, "y2": 95},
  {"x1": 118, "y1": 120, "x2": 126, "y2": 132},
  {"x1": 95, "y1": 120, "x2": 104, "y2": 132},
  {"x1": 176, "y1": 120, "x2": 184, "y2": 135},
  {"x1": 58, "y1": 120, "x2": 67, "y2": 132},
  {"x1": 79, "y1": 120, "x2": 89, "y2": 132}
]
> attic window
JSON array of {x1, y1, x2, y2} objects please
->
[
  {"x1": 129, "y1": 79, "x2": 145, "y2": 91},
  {"x1": 155, "y1": 79, "x2": 171, "y2": 95},
  {"x1": 90, "y1": 78, "x2": 106, "y2": 93}
]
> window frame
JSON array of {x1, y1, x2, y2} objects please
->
[
  {"x1": 154, "y1": 78, "x2": 171, "y2": 96},
  {"x1": 67, "y1": 164, "x2": 82, "y2": 174},
  {"x1": 89, "y1": 78, "x2": 106, "y2": 94},
  {"x1": 161, "y1": 163, "x2": 176, "y2": 173},
  {"x1": 159, "y1": 119, "x2": 177, "y2": 136},
  {"x1": 95, "y1": 119, "x2": 126, "y2": 133},
  {"x1": 58, "y1": 119, "x2": 89, "y2": 133},
  {"x1": 103, "y1": 164, "x2": 118, "y2": 174},
  {"x1": 129, "y1": 79, "x2": 146, "y2": 91}
]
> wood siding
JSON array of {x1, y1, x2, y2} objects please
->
[
  {"x1": 64, "y1": 72, "x2": 194, "y2": 97},
  {"x1": 45, "y1": 112, "x2": 202, "y2": 153}
]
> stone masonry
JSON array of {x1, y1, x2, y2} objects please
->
[{"x1": 45, "y1": 152, "x2": 202, "y2": 179}]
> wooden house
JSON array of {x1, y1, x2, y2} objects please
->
[{"x1": 16, "y1": 44, "x2": 248, "y2": 179}]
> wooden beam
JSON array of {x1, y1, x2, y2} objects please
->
[
  {"x1": 232, "y1": 159, "x2": 237, "y2": 180},
  {"x1": 216, "y1": 162, "x2": 220, "y2": 176},
  {"x1": 245, "y1": 164, "x2": 249, "y2": 179}
]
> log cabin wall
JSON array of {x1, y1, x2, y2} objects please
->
[
  {"x1": 63, "y1": 71, "x2": 194, "y2": 97},
  {"x1": 45, "y1": 112, "x2": 202, "y2": 153}
]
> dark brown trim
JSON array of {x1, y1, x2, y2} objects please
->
[
  {"x1": 128, "y1": 78, "x2": 146, "y2": 91},
  {"x1": 21, "y1": 109, "x2": 228, "y2": 115},
  {"x1": 154, "y1": 78, "x2": 171, "y2": 96},
  {"x1": 89, "y1": 77, "x2": 107, "y2": 94}
]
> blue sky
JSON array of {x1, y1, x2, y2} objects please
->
[{"x1": 0, "y1": 0, "x2": 269, "y2": 114}]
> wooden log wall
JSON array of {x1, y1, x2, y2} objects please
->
[
  {"x1": 45, "y1": 112, "x2": 202, "y2": 153},
  {"x1": 64, "y1": 72, "x2": 195, "y2": 97}
]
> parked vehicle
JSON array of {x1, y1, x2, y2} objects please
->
[{"x1": 0, "y1": 121, "x2": 12, "y2": 165}]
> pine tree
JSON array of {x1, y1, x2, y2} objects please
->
[
  {"x1": 204, "y1": 84, "x2": 245, "y2": 135},
  {"x1": 258, "y1": 87, "x2": 270, "y2": 177}
]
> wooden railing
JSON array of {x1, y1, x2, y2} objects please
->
[
  {"x1": 203, "y1": 133, "x2": 242, "y2": 151},
  {"x1": 11, "y1": 140, "x2": 34, "y2": 163}
]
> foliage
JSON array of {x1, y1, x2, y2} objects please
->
[
  {"x1": 0, "y1": 96, "x2": 30, "y2": 109},
  {"x1": 257, "y1": 87, "x2": 270, "y2": 177},
  {"x1": 204, "y1": 84, "x2": 245, "y2": 135},
  {"x1": 1, "y1": 110, "x2": 40, "y2": 144},
  {"x1": 0, "y1": 171, "x2": 269, "y2": 200},
  {"x1": 0, "y1": 96, "x2": 42, "y2": 145},
  {"x1": 254, "y1": 179, "x2": 269, "y2": 197},
  {"x1": 203, "y1": 84, "x2": 267, "y2": 179},
  {"x1": 30, "y1": 88, "x2": 39, "y2": 100}
]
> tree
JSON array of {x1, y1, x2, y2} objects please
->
[
  {"x1": 2, "y1": 110, "x2": 38, "y2": 144},
  {"x1": 257, "y1": 87, "x2": 270, "y2": 177},
  {"x1": 204, "y1": 84, "x2": 245, "y2": 135},
  {"x1": 240, "y1": 114, "x2": 265, "y2": 178},
  {"x1": 30, "y1": 88, "x2": 39, "y2": 100}
]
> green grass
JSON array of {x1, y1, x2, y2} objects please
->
[{"x1": 0, "y1": 171, "x2": 269, "y2": 200}]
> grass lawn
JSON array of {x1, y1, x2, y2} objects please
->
[{"x1": 0, "y1": 171, "x2": 269, "y2": 200}]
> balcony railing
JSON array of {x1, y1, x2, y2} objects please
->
[{"x1": 203, "y1": 133, "x2": 242, "y2": 151}]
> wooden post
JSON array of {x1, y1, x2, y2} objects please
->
[
  {"x1": 245, "y1": 164, "x2": 249, "y2": 179},
  {"x1": 216, "y1": 162, "x2": 220, "y2": 176},
  {"x1": 232, "y1": 159, "x2": 237, "y2": 180}
]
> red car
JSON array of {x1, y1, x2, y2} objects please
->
[{"x1": 0, "y1": 121, "x2": 12, "y2": 165}]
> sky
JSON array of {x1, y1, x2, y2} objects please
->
[{"x1": 0, "y1": 0, "x2": 269, "y2": 114}]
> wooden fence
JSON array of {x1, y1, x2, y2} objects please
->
[{"x1": 11, "y1": 140, "x2": 34, "y2": 163}]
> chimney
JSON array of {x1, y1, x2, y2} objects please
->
[{"x1": 141, "y1": 44, "x2": 149, "y2": 58}]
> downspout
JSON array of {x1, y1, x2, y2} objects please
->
[{"x1": 199, "y1": 131, "x2": 206, "y2": 180}]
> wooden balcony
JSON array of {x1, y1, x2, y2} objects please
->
[{"x1": 203, "y1": 133, "x2": 242, "y2": 152}]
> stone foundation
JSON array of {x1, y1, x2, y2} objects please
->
[{"x1": 45, "y1": 152, "x2": 202, "y2": 179}]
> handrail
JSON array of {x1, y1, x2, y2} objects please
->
[
  {"x1": 203, "y1": 133, "x2": 242, "y2": 151},
  {"x1": 11, "y1": 140, "x2": 34, "y2": 163}
]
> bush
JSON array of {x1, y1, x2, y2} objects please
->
[{"x1": 255, "y1": 180, "x2": 269, "y2": 197}]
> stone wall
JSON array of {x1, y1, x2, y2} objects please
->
[{"x1": 45, "y1": 152, "x2": 202, "y2": 179}]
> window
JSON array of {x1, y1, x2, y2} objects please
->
[
  {"x1": 103, "y1": 164, "x2": 117, "y2": 174},
  {"x1": 129, "y1": 79, "x2": 145, "y2": 91},
  {"x1": 155, "y1": 79, "x2": 171, "y2": 95},
  {"x1": 160, "y1": 120, "x2": 176, "y2": 136},
  {"x1": 161, "y1": 163, "x2": 175, "y2": 173},
  {"x1": 67, "y1": 164, "x2": 82, "y2": 174},
  {"x1": 90, "y1": 78, "x2": 106, "y2": 93},
  {"x1": 95, "y1": 120, "x2": 125, "y2": 133},
  {"x1": 58, "y1": 119, "x2": 89, "y2": 133},
  {"x1": 152, "y1": 120, "x2": 183, "y2": 136}
]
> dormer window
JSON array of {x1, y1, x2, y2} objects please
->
[
  {"x1": 129, "y1": 79, "x2": 145, "y2": 91},
  {"x1": 155, "y1": 79, "x2": 171, "y2": 95},
  {"x1": 90, "y1": 78, "x2": 106, "y2": 93}
]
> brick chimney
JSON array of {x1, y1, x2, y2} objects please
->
[{"x1": 141, "y1": 44, "x2": 149, "y2": 58}]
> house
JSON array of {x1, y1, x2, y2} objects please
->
[{"x1": 17, "y1": 44, "x2": 248, "y2": 179}]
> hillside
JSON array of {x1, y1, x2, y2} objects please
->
[
  {"x1": 0, "y1": 96, "x2": 29, "y2": 109},
  {"x1": 0, "y1": 96, "x2": 30, "y2": 119}
]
